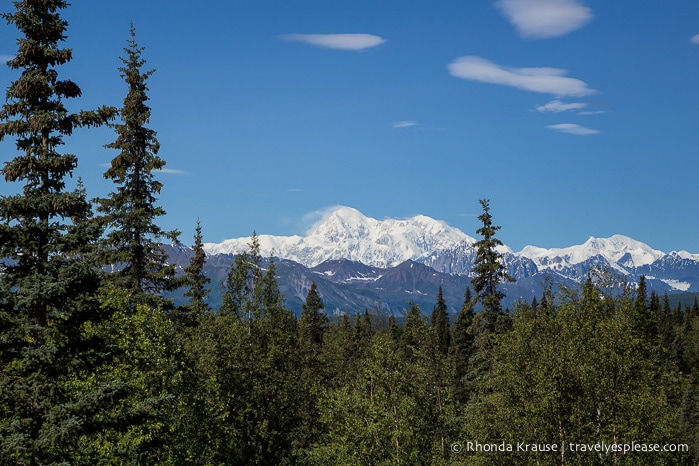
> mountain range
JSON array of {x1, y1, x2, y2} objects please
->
[{"x1": 165, "y1": 206, "x2": 699, "y2": 316}]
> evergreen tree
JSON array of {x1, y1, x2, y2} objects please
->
[
  {"x1": 387, "y1": 314, "x2": 401, "y2": 342},
  {"x1": 650, "y1": 290, "x2": 661, "y2": 317},
  {"x1": 352, "y1": 310, "x2": 373, "y2": 359},
  {"x1": 220, "y1": 231, "x2": 263, "y2": 322},
  {"x1": 430, "y1": 286, "x2": 450, "y2": 356},
  {"x1": 96, "y1": 25, "x2": 179, "y2": 307},
  {"x1": 471, "y1": 198, "x2": 514, "y2": 322},
  {"x1": 636, "y1": 274, "x2": 648, "y2": 311},
  {"x1": 401, "y1": 301, "x2": 426, "y2": 362},
  {"x1": 299, "y1": 282, "x2": 327, "y2": 352},
  {"x1": 428, "y1": 288, "x2": 454, "y2": 461},
  {"x1": 451, "y1": 286, "x2": 476, "y2": 403},
  {"x1": 464, "y1": 199, "x2": 514, "y2": 401},
  {"x1": 633, "y1": 275, "x2": 658, "y2": 343},
  {"x1": 0, "y1": 1, "x2": 118, "y2": 462},
  {"x1": 182, "y1": 219, "x2": 210, "y2": 320},
  {"x1": 258, "y1": 254, "x2": 285, "y2": 315}
]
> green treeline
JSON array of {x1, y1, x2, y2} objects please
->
[{"x1": 1, "y1": 2, "x2": 698, "y2": 465}]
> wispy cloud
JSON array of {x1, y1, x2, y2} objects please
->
[
  {"x1": 392, "y1": 120, "x2": 419, "y2": 129},
  {"x1": 448, "y1": 56, "x2": 595, "y2": 97},
  {"x1": 302, "y1": 205, "x2": 346, "y2": 233},
  {"x1": 286, "y1": 188, "x2": 306, "y2": 192},
  {"x1": 1, "y1": 54, "x2": 15, "y2": 64},
  {"x1": 546, "y1": 123, "x2": 599, "y2": 135},
  {"x1": 691, "y1": 34, "x2": 699, "y2": 45},
  {"x1": 155, "y1": 168, "x2": 190, "y2": 175},
  {"x1": 281, "y1": 33, "x2": 386, "y2": 51},
  {"x1": 534, "y1": 99, "x2": 588, "y2": 113},
  {"x1": 495, "y1": 0, "x2": 593, "y2": 39},
  {"x1": 99, "y1": 163, "x2": 191, "y2": 175}
]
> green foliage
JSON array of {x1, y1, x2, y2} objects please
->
[
  {"x1": 309, "y1": 333, "x2": 437, "y2": 465},
  {"x1": 173, "y1": 237, "x2": 304, "y2": 464},
  {"x1": 77, "y1": 286, "x2": 180, "y2": 463},
  {"x1": 463, "y1": 280, "x2": 688, "y2": 466}
]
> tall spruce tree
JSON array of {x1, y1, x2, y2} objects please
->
[
  {"x1": 430, "y1": 286, "x2": 450, "y2": 356},
  {"x1": 220, "y1": 231, "x2": 263, "y2": 321},
  {"x1": 96, "y1": 25, "x2": 178, "y2": 307},
  {"x1": 471, "y1": 198, "x2": 514, "y2": 326},
  {"x1": 0, "y1": 1, "x2": 118, "y2": 462},
  {"x1": 182, "y1": 219, "x2": 210, "y2": 320},
  {"x1": 464, "y1": 199, "x2": 514, "y2": 400},
  {"x1": 299, "y1": 282, "x2": 327, "y2": 352},
  {"x1": 451, "y1": 286, "x2": 476, "y2": 403}
]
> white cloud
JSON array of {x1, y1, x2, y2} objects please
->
[
  {"x1": 546, "y1": 123, "x2": 599, "y2": 135},
  {"x1": 496, "y1": 0, "x2": 593, "y2": 39},
  {"x1": 155, "y1": 168, "x2": 190, "y2": 175},
  {"x1": 448, "y1": 56, "x2": 595, "y2": 97},
  {"x1": 281, "y1": 33, "x2": 386, "y2": 51},
  {"x1": 392, "y1": 120, "x2": 419, "y2": 128},
  {"x1": 100, "y1": 163, "x2": 190, "y2": 175},
  {"x1": 286, "y1": 188, "x2": 306, "y2": 192},
  {"x1": 302, "y1": 205, "x2": 345, "y2": 233},
  {"x1": 691, "y1": 34, "x2": 699, "y2": 45},
  {"x1": 535, "y1": 99, "x2": 588, "y2": 113},
  {"x1": 1, "y1": 54, "x2": 15, "y2": 64}
]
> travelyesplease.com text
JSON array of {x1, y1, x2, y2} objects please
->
[{"x1": 451, "y1": 440, "x2": 689, "y2": 455}]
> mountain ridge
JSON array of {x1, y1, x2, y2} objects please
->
[
  {"x1": 159, "y1": 206, "x2": 699, "y2": 314},
  {"x1": 202, "y1": 206, "x2": 698, "y2": 292}
]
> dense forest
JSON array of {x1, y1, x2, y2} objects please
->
[{"x1": 1, "y1": 2, "x2": 698, "y2": 465}]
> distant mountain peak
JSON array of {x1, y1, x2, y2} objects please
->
[
  {"x1": 204, "y1": 206, "x2": 473, "y2": 268},
  {"x1": 519, "y1": 234, "x2": 664, "y2": 272}
]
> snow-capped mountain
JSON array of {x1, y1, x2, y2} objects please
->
[
  {"x1": 201, "y1": 206, "x2": 699, "y2": 294},
  {"x1": 204, "y1": 206, "x2": 474, "y2": 269},
  {"x1": 518, "y1": 235, "x2": 665, "y2": 272}
]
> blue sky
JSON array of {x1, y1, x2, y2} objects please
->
[{"x1": 2, "y1": 0, "x2": 699, "y2": 253}]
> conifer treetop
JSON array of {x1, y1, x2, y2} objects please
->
[
  {"x1": 96, "y1": 24, "x2": 178, "y2": 303},
  {"x1": 471, "y1": 198, "x2": 514, "y2": 317}
]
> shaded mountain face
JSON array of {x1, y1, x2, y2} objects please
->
[{"x1": 163, "y1": 206, "x2": 699, "y2": 315}]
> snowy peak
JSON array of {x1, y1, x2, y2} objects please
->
[
  {"x1": 519, "y1": 234, "x2": 664, "y2": 271},
  {"x1": 581, "y1": 235, "x2": 664, "y2": 267},
  {"x1": 203, "y1": 206, "x2": 474, "y2": 268},
  {"x1": 308, "y1": 207, "x2": 470, "y2": 245},
  {"x1": 307, "y1": 206, "x2": 380, "y2": 242}
]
